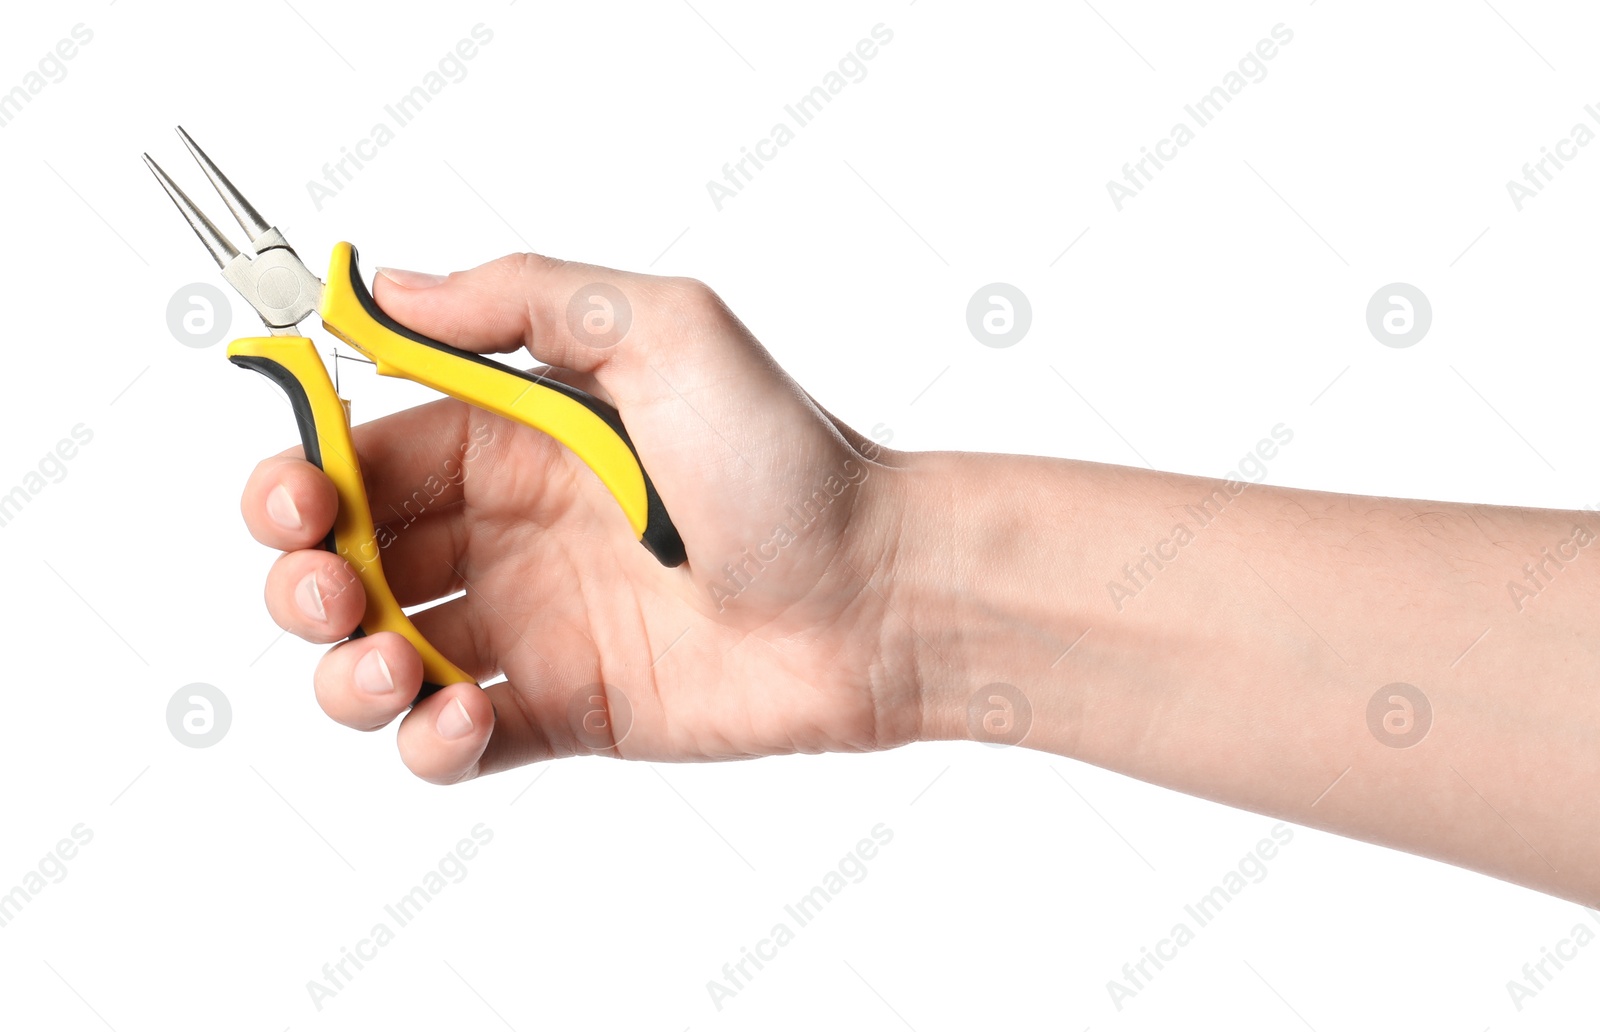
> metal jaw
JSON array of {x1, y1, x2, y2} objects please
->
[{"x1": 144, "y1": 127, "x2": 324, "y2": 334}]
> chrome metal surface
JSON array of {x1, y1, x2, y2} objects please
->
[
  {"x1": 176, "y1": 125, "x2": 273, "y2": 249},
  {"x1": 143, "y1": 153, "x2": 240, "y2": 269},
  {"x1": 143, "y1": 128, "x2": 324, "y2": 333}
]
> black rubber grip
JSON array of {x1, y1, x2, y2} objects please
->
[{"x1": 231, "y1": 352, "x2": 447, "y2": 702}]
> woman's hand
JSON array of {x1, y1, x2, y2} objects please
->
[
  {"x1": 239, "y1": 254, "x2": 918, "y2": 784},
  {"x1": 236, "y1": 251, "x2": 1600, "y2": 904}
]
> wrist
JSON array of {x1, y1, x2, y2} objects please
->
[{"x1": 879, "y1": 450, "x2": 1102, "y2": 754}]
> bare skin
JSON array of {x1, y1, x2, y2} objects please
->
[{"x1": 240, "y1": 254, "x2": 1599, "y2": 906}]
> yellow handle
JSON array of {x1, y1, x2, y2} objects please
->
[
  {"x1": 228, "y1": 336, "x2": 476, "y2": 695},
  {"x1": 318, "y1": 242, "x2": 685, "y2": 567}
]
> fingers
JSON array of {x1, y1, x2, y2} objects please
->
[
  {"x1": 254, "y1": 488, "x2": 474, "y2": 648},
  {"x1": 255, "y1": 503, "x2": 473, "y2": 639},
  {"x1": 264, "y1": 548, "x2": 365, "y2": 644},
  {"x1": 241, "y1": 456, "x2": 338, "y2": 551},
  {"x1": 395, "y1": 677, "x2": 609, "y2": 784},
  {"x1": 314, "y1": 632, "x2": 423, "y2": 731},
  {"x1": 311, "y1": 600, "x2": 494, "y2": 733},
  {"x1": 370, "y1": 255, "x2": 770, "y2": 404},
  {"x1": 395, "y1": 682, "x2": 497, "y2": 785},
  {"x1": 310, "y1": 616, "x2": 595, "y2": 784},
  {"x1": 313, "y1": 633, "x2": 497, "y2": 786},
  {"x1": 369, "y1": 254, "x2": 820, "y2": 519},
  {"x1": 241, "y1": 398, "x2": 485, "y2": 551},
  {"x1": 372, "y1": 256, "x2": 657, "y2": 371}
]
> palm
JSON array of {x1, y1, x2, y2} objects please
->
[
  {"x1": 251, "y1": 257, "x2": 914, "y2": 784},
  {"x1": 431, "y1": 377, "x2": 899, "y2": 773}
]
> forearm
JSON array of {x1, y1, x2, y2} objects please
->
[{"x1": 893, "y1": 451, "x2": 1600, "y2": 903}]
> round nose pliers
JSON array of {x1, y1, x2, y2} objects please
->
[{"x1": 144, "y1": 127, "x2": 685, "y2": 699}]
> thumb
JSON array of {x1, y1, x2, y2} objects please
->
[
  {"x1": 370, "y1": 253, "x2": 685, "y2": 375},
  {"x1": 367, "y1": 253, "x2": 851, "y2": 557},
  {"x1": 368, "y1": 253, "x2": 811, "y2": 433}
]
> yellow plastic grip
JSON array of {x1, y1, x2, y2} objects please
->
[
  {"x1": 227, "y1": 335, "x2": 476, "y2": 695},
  {"x1": 317, "y1": 242, "x2": 683, "y2": 564}
]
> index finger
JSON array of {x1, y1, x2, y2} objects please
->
[{"x1": 242, "y1": 395, "x2": 485, "y2": 551}]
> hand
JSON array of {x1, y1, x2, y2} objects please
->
[
  {"x1": 235, "y1": 255, "x2": 1600, "y2": 903},
  {"x1": 240, "y1": 254, "x2": 919, "y2": 784}
]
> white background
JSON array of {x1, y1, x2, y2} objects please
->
[{"x1": 0, "y1": 0, "x2": 1595, "y2": 1028}]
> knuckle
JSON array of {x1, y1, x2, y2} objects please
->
[
  {"x1": 511, "y1": 251, "x2": 567, "y2": 279},
  {"x1": 666, "y1": 277, "x2": 726, "y2": 320},
  {"x1": 643, "y1": 277, "x2": 734, "y2": 345}
]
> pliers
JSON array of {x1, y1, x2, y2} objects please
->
[{"x1": 144, "y1": 127, "x2": 684, "y2": 699}]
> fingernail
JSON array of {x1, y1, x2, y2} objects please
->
[
  {"x1": 266, "y1": 483, "x2": 302, "y2": 531},
  {"x1": 295, "y1": 571, "x2": 326, "y2": 622},
  {"x1": 377, "y1": 267, "x2": 447, "y2": 289},
  {"x1": 436, "y1": 697, "x2": 474, "y2": 740},
  {"x1": 354, "y1": 649, "x2": 395, "y2": 695}
]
